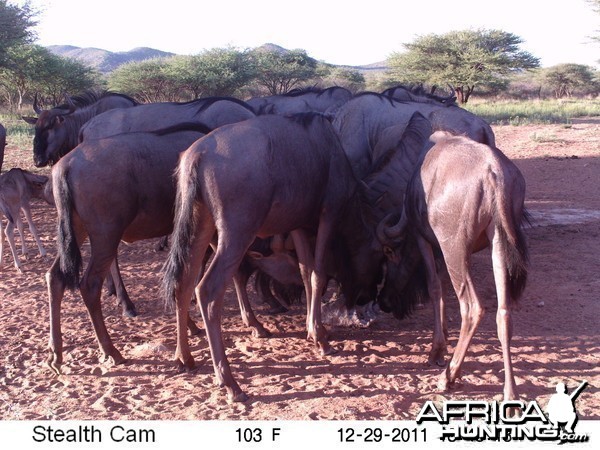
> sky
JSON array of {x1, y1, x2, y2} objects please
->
[{"x1": 14, "y1": 0, "x2": 600, "y2": 68}]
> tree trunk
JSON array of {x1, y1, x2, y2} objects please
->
[
  {"x1": 454, "y1": 86, "x2": 465, "y2": 104},
  {"x1": 454, "y1": 85, "x2": 475, "y2": 104}
]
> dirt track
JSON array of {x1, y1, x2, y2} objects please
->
[{"x1": 0, "y1": 121, "x2": 598, "y2": 420}]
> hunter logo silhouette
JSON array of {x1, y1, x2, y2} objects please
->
[{"x1": 546, "y1": 381, "x2": 588, "y2": 434}]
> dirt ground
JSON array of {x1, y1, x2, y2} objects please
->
[{"x1": 0, "y1": 120, "x2": 598, "y2": 421}]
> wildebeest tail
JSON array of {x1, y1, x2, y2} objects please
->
[
  {"x1": 161, "y1": 153, "x2": 202, "y2": 310},
  {"x1": 54, "y1": 168, "x2": 82, "y2": 290},
  {"x1": 493, "y1": 178, "x2": 530, "y2": 302}
]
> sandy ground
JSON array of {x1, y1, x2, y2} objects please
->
[{"x1": 0, "y1": 120, "x2": 598, "y2": 421}]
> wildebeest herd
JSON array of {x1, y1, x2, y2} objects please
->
[{"x1": 0, "y1": 85, "x2": 529, "y2": 405}]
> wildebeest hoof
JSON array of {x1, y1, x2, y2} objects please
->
[
  {"x1": 437, "y1": 375, "x2": 451, "y2": 392},
  {"x1": 266, "y1": 305, "x2": 288, "y2": 315},
  {"x1": 252, "y1": 326, "x2": 272, "y2": 338},
  {"x1": 229, "y1": 391, "x2": 249, "y2": 403},
  {"x1": 46, "y1": 355, "x2": 62, "y2": 376},
  {"x1": 175, "y1": 356, "x2": 196, "y2": 371},
  {"x1": 187, "y1": 319, "x2": 202, "y2": 336},
  {"x1": 188, "y1": 326, "x2": 202, "y2": 336},
  {"x1": 320, "y1": 343, "x2": 337, "y2": 356},
  {"x1": 428, "y1": 354, "x2": 447, "y2": 367},
  {"x1": 109, "y1": 354, "x2": 127, "y2": 366},
  {"x1": 428, "y1": 348, "x2": 447, "y2": 367},
  {"x1": 123, "y1": 309, "x2": 137, "y2": 318}
]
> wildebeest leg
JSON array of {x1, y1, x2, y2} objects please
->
[
  {"x1": 173, "y1": 222, "x2": 215, "y2": 369},
  {"x1": 291, "y1": 225, "x2": 333, "y2": 356},
  {"x1": 46, "y1": 225, "x2": 88, "y2": 375},
  {"x1": 2, "y1": 219, "x2": 23, "y2": 272},
  {"x1": 289, "y1": 230, "x2": 315, "y2": 333},
  {"x1": 155, "y1": 235, "x2": 169, "y2": 251},
  {"x1": 232, "y1": 271, "x2": 271, "y2": 338},
  {"x1": 438, "y1": 247, "x2": 484, "y2": 392},
  {"x1": 489, "y1": 224, "x2": 518, "y2": 401},
  {"x1": 108, "y1": 258, "x2": 137, "y2": 317},
  {"x1": 417, "y1": 236, "x2": 447, "y2": 366},
  {"x1": 79, "y1": 243, "x2": 126, "y2": 366},
  {"x1": 21, "y1": 203, "x2": 46, "y2": 258},
  {"x1": 198, "y1": 230, "x2": 254, "y2": 403},
  {"x1": 46, "y1": 256, "x2": 66, "y2": 374},
  {"x1": 311, "y1": 218, "x2": 337, "y2": 355}
]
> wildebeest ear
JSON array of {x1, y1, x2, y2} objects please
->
[
  {"x1": 383, "y1": 246, "x2": 400, "y2": 264},
  {"x1": 54, "y1": 115, "x2": 65, "y2": 125},
  {"x1": 246, "y1": 251, "x2": 264, "y2": 260},
  {"x1": 21, "y1": 116, "x2": 38, "y2": 125}
]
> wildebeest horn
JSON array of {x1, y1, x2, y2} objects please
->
[
  {"x1": 376, "y1": 212, "x2": 408, "y2": 246},
  {"x1": 33, "y1": 93, "x2": 42, "y2": 114},
  {"x1": 63, "y1": 94, "x2": 76, "y2": 114}
]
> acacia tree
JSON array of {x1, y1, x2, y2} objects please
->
[
  {"x1": 109, "y1": 58, "x2": 175, "y2": 102},
  {"x1": 167, "y1": 48, "x2": 254, "y2": 99},
  {"x1": 0, "y1": 44, "x2": 96, "y2": 110},
  {"x1": 0, "y1": 44, "x2": 46, "y2": 109},
  {"x1": 250, "y1": 48, "x2": 318, "y2": 95},
  {"x1": 0, "y1": 0, "x2": 36, "y2": 68},
  {"x1": 543, "y1": 64, "x2": 599, "y2": 98},
  {"x1": 387, "y1": 29, "x2": 540, "y2": 103}
]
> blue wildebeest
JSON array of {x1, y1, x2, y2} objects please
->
[
  {"x1": 45, "y1": 124, "x2": 211, "y2": 375},
  {"x1": 333, "y1": 92, "x2": 418, "y2": 179},
  {"x1": 78, "y1": 96, "x2": 257, "y2": 313},
  {"x1": 0, "y1": 168, "x2": 50, "y2": 272},
  {"x1": 382, "y1": 85, "x2": 496, "y2": 146},
  {"x1": 29, "y1": 95, "x2": 255, "y2": 317},
  {"x1": 162, "y1": 112, "x2": 433, "y2": 402},
  {"x1": 377, "y1": 131, "x2": 529, "y2": 401},
  {"x1": 247, "y1": 86, "x2": 352, "y2": 115},
  {"x1": 44, "y1": 123, "x2": 303, "y2": 375},
  {"x1": 333, "y1": 92, "x2": 496, "y2": 179},
  {"x1": 21, "y1": 91, "x2": 138, "y2": 167},
  {"x1": 79, "y1": 96, "x2": 256, "y2": 140}
]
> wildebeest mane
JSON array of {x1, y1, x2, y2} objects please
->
[
  {"x1": 56, "y1": 90, "x2": 139, "y2": 110},
  {"x1": 285, "y1": 111, "x2": 329, "y2": 128},
  {"x1": 194, "y1": 96, "x2": 255, "y2": 115},
  {"x1": 283, "y1": 86, "x2": 322, "y2": 97},
  {"x1": 285, "y1": 86, "x2": 349, "y2": 98},
  {"x1": 382, "y1": 84, "x2": 457, "y2": 107},
  {"x1": 352, "y1": 91, "x2": 401, "y2": 107},
  {"x1": 151, "y1": 122, "x2": 213, "y2": 136}
]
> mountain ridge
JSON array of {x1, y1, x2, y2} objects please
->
[
  {"x1": 47, "y1": 44, "x2": 387, "y2": 75},
  {"x1": 47, "y1": 45, "x2": 176, "y2": 73}
]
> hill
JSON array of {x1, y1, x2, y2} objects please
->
[
  {"x1": 46, "y1": 43, "x2": 388, "y2": 75},
  {"x1": 47, "y1": 45, "x2": 176, "y2": 73}
]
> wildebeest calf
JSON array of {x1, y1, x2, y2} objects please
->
[{"x1": 0, "y1": 168, "x2": 50, "y2": 272}]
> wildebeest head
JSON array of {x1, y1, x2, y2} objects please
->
[
  {"x1": 22, "y1": 96, "x2": 76, "y2": 167},
  {"x1": 353, "y1": 112, "x2": 433, "y2": 318},
  {"x1": 331, "y1": 194, "x2": 386, "y2": 308},
  {"x1": 22, "y1": 91, "x2": 138, "y2": 167},
  {"x1": 332, "y1": 112, "x2": 434, "y2": 310},
  {"x1": 376, "y1": 210, "x2": 429, "y2": 319}
]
